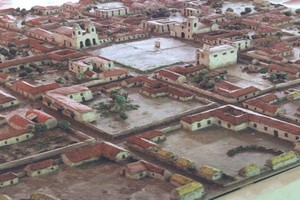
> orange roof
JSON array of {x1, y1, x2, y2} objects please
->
[
  {"x1": 0, "y1": 90, "x2": 16, "y2": 104},
  {"x1": 0, "y1": 125, "x2": 28, "y2": 140},
  {"x1": 127, "y1": 136, "x2": 158, "y2": 149},
  {"x1": 0, "y1": 173, "x2": 17, "y2": 182},
  {"x1": 12, "y1": 81, "x2": 60, "y2": 96},
  {"x1": 101, "y1": 141, "x2": 127, "y2": 160},
  {"x1": 268, "y1": 63, "x2": 299, "y2": 74},
  {"x1": 101, "y1": 69, "x2": 128, "y2": 78},
  {"x1": 25, "y1": 159, "x2": 56, "y2": 172},
  {"x1": 137, "y1": 130, "x2": 163, "y2": 140},
  {"x1": 62, "y1": 143, "x2": 103, "y2": 164},
  {"x1": 8, "y1": 114, "x2": 33, "y2": 129},
  {"x1": 170, "y1": 65, "x2": 206, "y2": 75},
  {"x1": 0, "y1": 73, "x2": 10, "y2": 80},
  {"x1": 167, "y1": 87, "x2": 193, "y2": 98},
  {"x1": 25, "y1": 109, "x2": 56, "y2": 123},
  {"x1": 155, "y1": 69, "x2": 182, "y2": 81}
]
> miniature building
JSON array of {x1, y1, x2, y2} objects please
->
[
  {"x1": 196, "y1": 44, "x2": 237, "y2": 69},
  {"x1": 171, "y1": 16, "x2": 219, "y2": 40},
  {"x1": 31, "y1": 5, "x2": 61, "y2": 15},
  {"x1": 10, "y1": 81, "x2": 60, "y2": 100},
  {"x1": 198, "y1": 165, "x2": 223, "y2": 181},
  {"x1": 137, "y1": 130, "x2": 166, "y2": 143},
  {"x1": 0, "y1": 173, "x2": 18, "y2": 188},
  {"x1": 0, "y1": 90, "x2": 19, "y2": 110},
  {"x1": 43, "y1": 85, "x2": 96, "y2": 123},
  {"x1": 170, "y1": 182, "x2": 205, "y2": 200},
  {"x1": 54, "y1": 22, "x2": 99, "y2": 49},
  {"x1": 266, "y1": 151, "x2": 299, "y2": 170},
  {"x1": 24, "y1": 159, "x2": 59, "y2": 177},
  {"x1": 154, "y1": 69, "x2": 187, "y2": 83},
  {"x1": 25, "y1": 109, "x2": 58, "y2": 129},
  {"x1": 101, "y1": 141, "x2": 131, "y2": 162},
  {"x1": 69, "y1": 56, "x2": 114, "y2": 74},
  {"x1": 95, "y1": 7, "x2": 129, "y2": 18},
  {"x1": 239, "y1": 163, "x2": 261, "y2": 177},
  {"x1": 170, "y1": 174, "x2": 194, "y2": 187},
  {"x1": 61, "y1": 143, "x2": 103, "y2": 167},
  {"x1": 142, "y1": 19, "x2": 175, "y2": 34},
  {"x1": 126, "y1": 136, "x2": 159, "y2": 152},
  {"x1": 122, "y1": 161, "x2": 148, "y2": 180},
  {"x1": 99, "y1": 69, "x2": 128, "y2": 82},
  {"x1": 8, "y1": 114, "x2": 34, "y2": 130}
]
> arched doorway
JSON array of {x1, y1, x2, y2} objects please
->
[
  {"x1": 92, "y1": 38, "x2": 97, "y2": 45},
  {"x1": 181, "y1": 32, "x2": 185, "y2": 38},
  {"x1": 80, "y1": 41, "x2": 84, "y2": 48},
  {"x1": 85, "y1": 39, "x2": 91, "y2": 47}
]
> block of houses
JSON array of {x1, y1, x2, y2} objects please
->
[
  {"x1": 170, "y1": 181, "x2": 205, "y2": 200},
  {"x1": 142, "y1": 19, "x2": 175, "y2": 34},
  {"x1": 170, "y1": 174, "x2": 194, "y2": 187},
  {"x1": 43, "y1": 85, "x2": 96, "y2": 123},
  {"x1": 28, "y1": 28, "x2": 55, "y2": 42},
  {"x1": 154, "y1": 69, "x2": 187, "y2": 84},
  {"x1": 243, "y1": 93, "x2": 284, "y2": 117},
  {"x1": 8, "y1": 114, "x2": 34, "y2": 130},
  {"x1": 126, "y1": 136, "x2": 159, "y2": 152},
  {"x1": 103, "y1": 82, "x2": 122, "y2": 92},
  {"x1": 0, "y1": 15, "x2": 17, "y2": 28},
  {"x1": 32, "y1": 5, "x2": 61, "y2": 15},
  {"x1": 25, "y1": 109, "x2": 58, "y2": 129},
  {"x1": 121, "y1": 161, "x2": 148, "y2": 180},
  {"x1": 266, "y1": 151, "x2": 299, "y2": 170},
  {"x1": 196, "y1": 44, "x2": 237, "y2": 69},
  {"x1": 167, "y1": 87, "x2": 194, "y2": 102},
  {"x1": 170, "y1": 65, "x2": 207, "y2": 78},
  {"x1": 214, "y1": 81, "x2": 261, "y2": 102},
  {"x1": 138, "y1": 130, "x2": 166, "y2": 143},
  {"x1": 101, "y1": 141, "x2": 131, "y2": 162},
  {"x1": 121, "y1": 76, "x2": 156, "y2": 88},
  {"x1": 69, "y1": 56, "x2": 114, "y2": 74},
  {"x1": 61, "y1": 143, "x2": 103, "y2": 167},
  {"x1": 140, "y1": 85, "x2": 169, "y2": 98},
  {"x1": 24, "y1": 159, "x2": 59, "y2": 177},
  {"x1": 198, "y1": 165, "x2": 223, "y2": 181},
  {"x1": 0, "y1": 90, "x2": 19, "y2": 110},
  {"x1": 0, "y1": 122, "x2": 34, "y2": 147},
  {"x1": 53, "y1": 22, "x2": 99, "y2": 49},
  {"x1": 181, "y1": 104, "x2": 300, "y2": 143},
  {"x1": 10, "y1": 80, "x2": 60, "y2": 100},
  {"x1": 95, "y1": 7, "x2": 129, "y2": 19},
  {"x1": 99, "y1": 69, "x2": 128, "y2": 82},
  {"x1": 0, "y1": 173, "x2": 18, "y2": 188},
  {"x1": 171, "y1": 16, "x2": 219, "y2": 40},
  {"x1": 255, "y1": 42, "x2": 293, "y2": 58},
  {"x1": 267, "y1": 63, "x2": 300, "y2": 79}
]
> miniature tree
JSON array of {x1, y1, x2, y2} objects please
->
[
  {"x1": 58, "y1": 120, "x2": 70, "y2": 131},
  {"x1": 24, "y1": 66, "x2": 33, "y2": 73},
  {"x1": 34, "y1": 123, "x2": 47, "y2": 133}
]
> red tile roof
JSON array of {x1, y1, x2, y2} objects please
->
[
  {"x1": 101, "y1": 141, "x2": 128, "y2": 160},
  {"x1": 127, "y1": 136, "x2": 158, "y2": 149},
  {"x1": 215, "y1": 81, "x2": 260, "y2": 98},
  {"x1": 0, "y1": 90, "x2": 16, "y2": 104},
  {"x1": 12, "y1": 81, "x2": 60, "y2": 96},
  {"x1": 140, "y1": 160, "x2": 165, "y2": 174},
  {"x1": 154, "y1": 69, "x2": 182, "y2": 81},
  {"x1": 8, "y1": 114, "x2": 33, "y2": 130},
  {"x1": 25, "y1": 109, "x2": 56, "y2": 123},
  {"x1": 62, "y1": 143, "x2": 103, "y2": 164},
  {"x1": 0, "y1": 125, "x2": 29, "y2": 141},
  {"x1": 268, "y1": 63, "x2": 299, "y2": 74},
  {"x1": 137, "y1": 130, "x2": 164, "y2": 140},
  {"x1": 170, "y1": 65, "x2": 206, "y2": 75},
  {"x1": 0, "y1": 172, "x2": 17, "y2": 182},
  {"x1": 25, "y1": 159, "x2": 56, "y2": 172},
  {"x1": 101, "y1": 69, "x2": 128, "y2": 78}
]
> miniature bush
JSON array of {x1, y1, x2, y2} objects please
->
[
  {"x1": 259, "y1": 68, "x2": 268, "y2": 74},
  {"x1": 24, "y1": 66, "x2": 33, "y2": 73},
  {"x1": 58, "y1": 120, "x2": 70, "y2": 131},
  {"x1": 119, "y1": 112, "x2": 128, "y2": 120},
  {"x1": 34, "y1": 123, "x2": 47, "y2": 133}
]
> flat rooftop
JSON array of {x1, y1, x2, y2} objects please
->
[{"x1": 92, "y1": 37, "x2": 198, "y2": 72}]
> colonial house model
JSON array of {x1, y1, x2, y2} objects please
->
[
  {"x1": 8, "y1": 114, "x2": 34, "y2": 130},
  {"x1": 61, "y1": 142, "x2": 130, "y2": 166},
  {"x1": 24, "y1": 159, "x2": 59, "y2": 177},
  {"x1": 0, "y1": 125, "x2": 34, "y2": 147},
  {"x1": 171, "y1": 16, "x2": 219, "y2": 40},
  {"x1": 25, "y1": 109, "x2": 58, "y2": 129},
  {"x1": 43, "y1": 85, "x2": 96, "y2": 122},
  {"x1": 69, "y1": 56, "x2": 114, "y2": 74},
  {"x1": 181, "y1": 105, "x2": 300, "y2": 146},
  {"x1": 243, "y1": 93, "x2": 284, "y2": 117},
  {"x1": 31, "y1": 5, "x2": 61, "y2": 15},
  {"x1": 0, "y1": 90, "x2": 19, "y2": 110},
  {"x1": 196, "y1": 44, "x2": 237, "y2": 69},
  {"x1": 99, "y1": 69, "x2": 128, "y2": 82},
  {"x1": 0, "y1": 173, "x2": 18, "y2": 188},
  {"x1": 95, "y1": 7, "x2": 129, "y2": 19},
  {"x1": 214, "y1": 81, "x2": 261, "y2": 102},
  {"x1": 10, "y1": 81, "x2": 60, "y2": 100},
  {"x1": 154, "y1": 69, "x2": 187, "y2": 84},
  {"x1": 53, "y1": 22, "x2": 99, "y2": 49}
]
